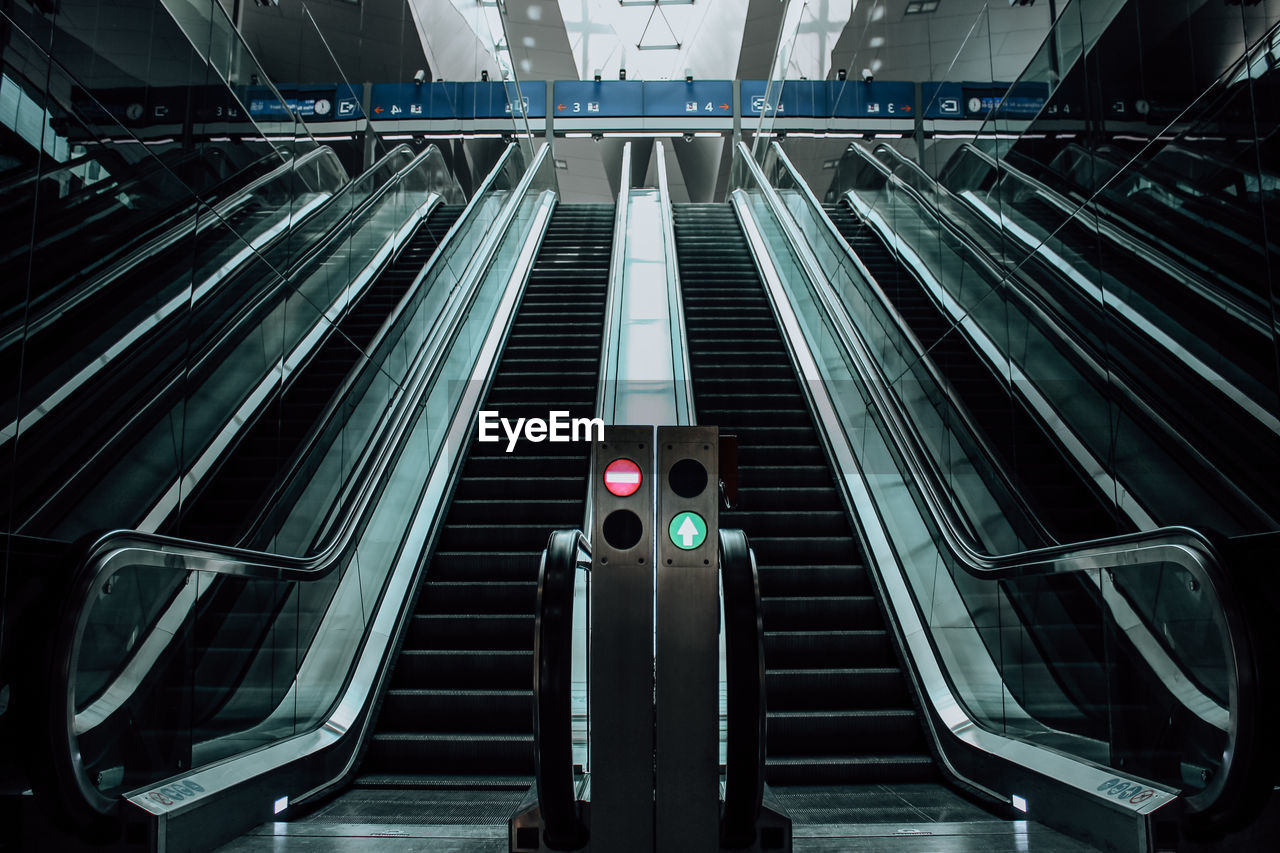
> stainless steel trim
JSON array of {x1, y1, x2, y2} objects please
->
[
  {"x1": 585, "y1": 141, "x2": 632, "y2": 540},
  {"x1": 596, "y1": 141, "x2": 632, "y2": 426},
  {"x1": 655, "y1": 140, "x2": 696, "y2": 427}
]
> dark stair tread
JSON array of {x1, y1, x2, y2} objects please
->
[{"x1": 366, "y1": 203, "x2": 611, "y2": 780}]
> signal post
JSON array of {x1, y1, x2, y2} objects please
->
[
  {"x1": 589, "y1": 426, "x2": 657, "y2": 853},
  {"x1": 655, "y1": 426, "x2": 720, "y2": 852}
]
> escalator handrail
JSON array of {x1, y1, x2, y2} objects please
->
[
  {"x1": 534, "y1": 530, "x2": 589, "y2": 851},
  {"x1": 217, "y1": 145, "x2": 511, "y2": 544},
  {"x1": 0, "y1": 143, "x2": 400, "y2": 452},
  {"x1": 0, "y1": 145, "x2": 345, "y2": 359},
  {"x1": 947, "y1": 142, "x2": 1269, "y2": 331},
  {"x1": 12, "y1": 143, "x2": 469, "y2": 531},
  {"x1": 0, "y1": 149, "x2": 122, "y2": 198},
  {"x1": 719, "y1": 528, "x2": 765, "y2": 850},
  {"x1": 66, "y1": 141, "x2": 526, "y2": 734},
  {"x1": 0, "y1": 146, "x2": 267, "y2": 270},
  {"x1": 835, "y1": 142, "x2": 1271, "y2": 523},
  {"x1": 875, "y1": 141, "x2": 1280, "y2": 445},
  {"x1": 772, "y1": 150, "x2": 1056, "y2": 552},
  {"x1": 64, "y1": 192, "x2": 442, "y2": 734},
  {"x1": 777, "y1": 147, "x2": 1244, "y2": 734},
  {"x1": 39, "y1": 142, "x2": 548, "y2": 823},
  {"x1": 733, "y1": 141, "x2": 1262, "y2": 820}
]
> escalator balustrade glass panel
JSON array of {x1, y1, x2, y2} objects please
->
[
  {"x1": 54, "y1": 149, "x2": 550, "y2": 810},
  {"x1": 731, "y1": 145, "x2": 1250, "y2": 812}
]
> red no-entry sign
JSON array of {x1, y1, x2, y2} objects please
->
[{"x1": 603, "y1": 458, "x2": 642, "y2": 497}]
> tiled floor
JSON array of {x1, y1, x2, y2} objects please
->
[{"x1": 216, "y1": 784, "x2": 1103, "y2": 852}]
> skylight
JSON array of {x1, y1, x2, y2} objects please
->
[{"x1": 904, "y1": 1, "x2": 941, "y2": 14}]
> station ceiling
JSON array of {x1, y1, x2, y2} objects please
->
[{"x1": 232, "y1": 0, "x2": 1055, "y2": 201}]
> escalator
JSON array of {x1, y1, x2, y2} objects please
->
[
  {"x1": 0, "y1": 147, "x2": 281, "y2": 315},
  {"x1": 996, "y1": 145, "x2": 1271, "y2": 329},
  {"x1": 822, "y1": 201, "x2": 1118, "y2": 545},
  {"x1": 173, "y1": 203, "x2": 466, "y2": 545},
  {"x1": 8, "y1": 146, "x2": 435, "y2": 540},
  {"x1": 1, "y1": 162, "x2": 332, "y2": 442},
  {"x1": 922, "y1": 145, "x2": 1280, "y2": 525},
  {"x1": 358, "y1": 203, "x2": 613, "y2": 786},
  {"x1": 673, "y1": 203, "x2": 935, "y2": 784},
  {"x1": 62, "y1": 201, "x2": 471, "y2": 764},
  {"x1": 822, "y1": 198, "x2": 1134, "y2": 736}
]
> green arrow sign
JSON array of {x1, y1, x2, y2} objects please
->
[{"x1": 668, "y1": 511, "x2": 707, "y2": 550}]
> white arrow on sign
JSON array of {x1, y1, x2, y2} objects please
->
[{"x1": 677, "y1": 516, "x2": 699, "y2": 547}]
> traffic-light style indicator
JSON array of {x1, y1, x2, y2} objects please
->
[
  {"x1": 656, "y1": 426, "x2": 718, "y2": 568},
  {"x1": 592, "y1": 427, "x2": 653, "y2": 564},
  {"x1": 603, "y1": 457, "x2": 642, "y2": 497},
  {"x1": 668, "y1": 511, "x2": 707, "y2": 550}
]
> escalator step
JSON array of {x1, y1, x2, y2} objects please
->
[
  {"x1": 366, "y1": 733, "x2": 535, "y2": 775},
  {"x1": 674, "y1": 202, "x2": 934, "y2": 785},
  {"x1": 766, "y1": 754, "x2": 937, "y2": 785},
  {"x1": 364, "y1": 203, "x2": 612, "y2": 780}
]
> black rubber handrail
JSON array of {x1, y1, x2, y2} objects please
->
[
  {"x1": 533, "y1": 529, "x2": 589, "y2": 851},
  {"x1": 719, "y1": 528, "x2": 765, "y2": 849}
]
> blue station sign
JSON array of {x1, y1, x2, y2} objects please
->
[
  {"x1": 740, "y1": 80, "x2": 826, "y2": 117},
  {"x1": 244, "y1": 84, "x2": 363, "y2": 121},
  {"x1": 552, "y1": 80, "x2": 644, "y2": 117},
  {"x1": 922, "y1": 81, "x2": 1049, "y2": 119},
  {"x1": 828, "y1": 80, "x2": 915, "y2": 118},
  {"x1": 369, "y1": 81, "x2": 547, "y2": 120},
  {"x1": 642, "y1": 81, "x2": 733, "y2": 117},
  {"x1": 740, "y1": 80, "x2": 916, "y2": 118}
]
